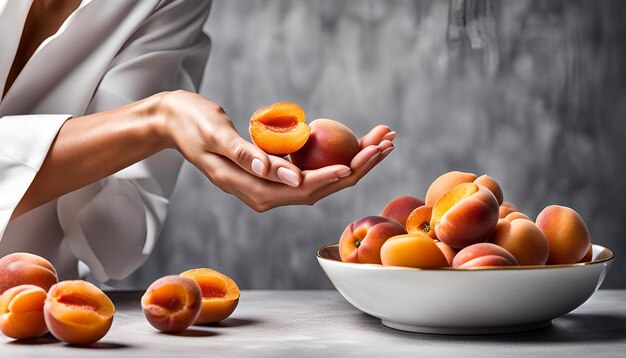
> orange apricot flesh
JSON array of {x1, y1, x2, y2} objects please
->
[
  {"x1": 380, "y1": 233, "x2": 449, "y2": 268},
  {"x1": 44, "y1": 280, "x2": 114, "y2": 345},
  {"x1": 0, "y1": 284, "x2": 48, "y2": 340},
  {"x1": 180, "y1": 268, "x2": 240, "y2": 324},
  {"x1": 431, "y1": 182, "x2": 499, "y2": 249},
  {"x1": 249, "y1": 102, "x2": 310, "y2": 155},
  {"x1": 425, "y1": 171, "x2": 477, "y2": 206},
  {"x1": 406, "y1": 205, "x2": 436, "y2": 239},
  {"x1": 141, "y1": 275, "x2": 201, "y2": 332},
  {"x1": 0, "y1": 252, "x2": 58, "y2": 294}
]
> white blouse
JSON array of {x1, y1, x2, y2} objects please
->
[{"x1": 0, "y1": 0, "x2": 211, "y2": 285}]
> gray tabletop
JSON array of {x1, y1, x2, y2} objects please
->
[{"x1": 1, "y1": 290, "x2": 625, "y2": 357}]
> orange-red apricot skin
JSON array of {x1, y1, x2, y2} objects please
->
[
  {"x1": 380, "y1": 233, "x2": 449, "y2": 268},
  {"x1": 381, "y1": 195, "x2": 425, "y2": 229},
  {"x1": 490, "y1": 219, "x2": 549, "y2": 265},
  {"x1": 339, "y1": 216, "x2": 407, "y2": 264},
  {"x1": 0, "y1": 284, "x2": 48, "y2": 340},
  {"x1": 141, "y1": 275, "x2": 202, "y2": 333},
  {"x1": 180, "y1": 268, "x2": 240, "y2": 324},
  {"x1": 290, "y1": 119, "x2": 360, "y2": 170},
  {"x1": 0, "y1": 252, "x2": 58, "y2": 294},
  {"x1": 44, "y1": 280, "x2": 114, "y2": 345},
  {"x1": 425, "y1": 171, "x2": 477, "y2": 206},
  {"x1": 453, "y1": 243, "x2": 519, "y2": 268},
  {"x1": 536, "y1": 205, "x2": 591, "y2": 264}
]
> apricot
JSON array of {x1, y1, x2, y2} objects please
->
[
  {"x1": 179, "y1": 269, "x2": 240, "y2": 324},
  {"x1": 453, "y1": 243, "x2": 519, "y2": 268},
  {"x1": 435, "y1": 241, "x2": 457, "y2": 266},
  {"x1": 536, "y1": 205, "x2": 591, "y2": 264},
  {"x1": 499, "y1": 201, "x2": 518, "y2": 218},
  {"x1": 290, "y1": 119, "x2": 360, "y2": 170},
  {"x1": 0, "y1": 252, "x2": 58, "y2": 294},
  {"x1": 425, "y1": 171, "x2": 477, "y2": 206},
  {"x1": 490, "y1": 219, "x2": 549, "y2": 265},
  {"x1": 431, "y1": 183, "x2": 499, "y2": 249},
  {"x1": 381, "y1": 233, "x2": 449, "y2": 268},
  {"x1": 473, "y1": 175, "x2": 504, "y2": 205},
  {"x1": 249, "y1": 102, "x2": 310, "y2": 155},
  {"x1": 44, "y1": 280, "x2": 114, "y2": 345},
  {"x1": 0, "y1": 285, "x2": 48, "y2": 340},
  {"x1": 141, "y1": 275, "x2": 201, "y2": 333},
  {"x1": 580, "y1": 245, "x2": 593, "y2": 263},
  {"x1": 405, "y1": 205, "x2": 436, "y2": 239},
  {"x1": 381, "y1": 195, "x2": 425, "y2": 229},
  {"x1": 504, "y1": 211, "x2": 532, "y2": 222},
  {"x1": 339, "y1": 216, "x2": 407, "y2": 264}
]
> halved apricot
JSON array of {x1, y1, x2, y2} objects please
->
[
  {"x1": 405, "y1": 205, "x2": 436, "y2": 239},
  {"x1": 431, "y1": 182, "x2": 499, "y2": 249},
  {"x1": 180, "y1": 268, "x2": 240, "y2": 324},
  {"x1": 44, "y1": 280, "x2": 114, "y2": 345},
  {"x1": 141, "y1": 275, "x2": 201, "y2": 332},
  {"x1": 249, "y1": 102, "x2": 310, "y2": 155},
  {"x1": 0, "y1": 284, "x2": 48, "y2": 339}
]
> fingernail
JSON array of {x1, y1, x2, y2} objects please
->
[
  {"x1": 337, "y1": 168, "x2": 352, "y2": 178},
  {"x1": 385, "y1": 131, "x2": 397, "y2": 140},
  {"x1": 381, "y1": 146, "x2": 395, "y2": 157},
  {"x1": 366, "y1": 152, "x2": 381, "y2": 165},
  {"x1": 251, "y1": 158, "x2": 265, "y2": 176},
  {"x1": 278, "y1": 167, "x2": 301, "y2": 187}
]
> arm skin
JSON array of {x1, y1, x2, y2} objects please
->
[{"x1": 11, "y1": 90, "x2": 396, "y2": 219}]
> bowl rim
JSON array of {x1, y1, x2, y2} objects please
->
[{"x1": 317, "y1": 243, "x2": 615, "y2": 271}]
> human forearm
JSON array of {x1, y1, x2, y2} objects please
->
[{"x1": 11, "y1": 93, "x2": 168, "y2": 219}]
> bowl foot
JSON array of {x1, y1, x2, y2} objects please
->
[{"x1": 381, "y1": 319, "x2": 552, "y2": 335}]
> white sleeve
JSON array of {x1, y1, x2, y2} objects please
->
[
  {"x1": 57, "y1": 0, "x2": 212, "y2": 285},
  {"x1": 0, "y1": 115, "x2": 72, "y2": 238}
]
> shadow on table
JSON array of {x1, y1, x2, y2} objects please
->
[
  {"x1": 360, "y1": 312, "x2": 626, "y2": 344},
  {"x1": 201, "y1": 318, "x2": 261, "y2": 328},
  {"x1": 6, "y1": 333, "x2": 132, "y2": 349}
]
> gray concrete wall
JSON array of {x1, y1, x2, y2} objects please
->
[{"x1": 122, "y1": 0, "x2": 626, "y2": 289}]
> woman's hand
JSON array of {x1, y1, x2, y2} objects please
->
[{"x1": 157, "y1": 90, "x2": 396, "y2": 212}]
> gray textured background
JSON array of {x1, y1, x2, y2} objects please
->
[{"x1": 121, "y1": 0, "x2": 626, "y2": 289}]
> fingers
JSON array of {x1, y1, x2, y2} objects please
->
[
  {"x1": 212, "y1": 126, "x2": 306, "y2": 187},
  {"x1": 359, "y1": 124, "x2": 391, "y2": 148}
]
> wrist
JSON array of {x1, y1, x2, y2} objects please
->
[{"x1": 142, "y1": 91, "x2": 174, "y2": 150}]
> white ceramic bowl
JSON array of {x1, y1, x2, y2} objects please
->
[{"x1": 317, "y1": 244, "x2": 614, "y2": 334}]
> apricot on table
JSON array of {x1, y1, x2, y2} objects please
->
[
  {"x1": 0, "y1": 252, "x2": 58, "y2": 294},
  {"x1": 381, "y1": 195, "x2": 425, "y2": 229},
  {"x1": 490, "y1": 219, "x2": 549, "y2": 265},
  {"x1": 44, "y1": 280, "x2": 114, "y2": 345},
  {"x1": 141, "y1": 275, "x2": 201, "y2": 333},
  {"x1": 453, "y1": 243, "x2": 519, "y2": 268},
  {"x1": 290, "y1": 119, "x2": 360, "y2": 170},
  {"x1": 431, "y1": 182, "x2": 499, "y2": 249},
  {"x1": 405, "y1": 205, "x2": 436, "y2": 239},
  {"x1": 339, "y1": 216, "x2": 407, "y2": 264},
  {"x1": 0, "y1": 285, "x2": 48, "y2": 340},
  {"x1": 179, "y1": 268, "x2": 240, "y2": 324},
  {"x1": 249, "y1": 102, "x2": 310, "y2": 155},
  {"x1": 381, "y1": 233, "x2": 449, "y2": 268},
  {"x1": 536, "y1": 205, "x2": 591, "y2": 264}
]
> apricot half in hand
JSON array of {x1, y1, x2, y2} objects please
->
[
  {"x1": 180, "y1": 268, "x2": 240, "y2": 324},
  {"x1": 249, "y1": 102, "x2": 310, "y2": 155},
  {"x1": 0, "y1": 252, "x2": 58, "y2": 294},
  {"x1": 44, "y1": 280, "x2": 114, "y2": 345},
  {"x1": 141, "y1": 275, "x2": 201, "y2": 333},
  {"x1": 0, "y1": 284, "x2": 48, "y2": 340}
]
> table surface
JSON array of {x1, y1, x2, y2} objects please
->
[{"x1": 1, "y1": 290, "x2": 625, "y2": 357}]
